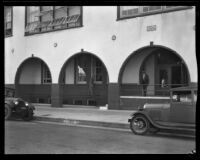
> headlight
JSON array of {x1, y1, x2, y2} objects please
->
[
  {"x1": 14, "y1": 101, "x2": 19, "y2": 105},
  {"x1": 25, "y1": 102, "x2": 29, "y2": 106}
]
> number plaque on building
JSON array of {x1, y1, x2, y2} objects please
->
[{"x1": 147, "y1": 25, "x2": 157, "y2": 32}]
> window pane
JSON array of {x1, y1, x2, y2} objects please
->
[
  {"x1": 76, "y1": 56, "x2": 88, "y2": 84},
  {"x1": 5, "y1": 7, "x2": 12, "y2": 22},
  {"x1": 94, "y1": 59, "x2": 103, "y2": 82},
  {"x1": 194, "y1": 91, "x2": 197, "y2": 103},
  {"x1": 42, "y1": 63, "x2": 52, "y2": 84},
  {"x1": 4, "y1": 6, "x2": 12, "y2": 36},
  {"x1": 77, "y1": 65, "x2": 86, "y2": 82},
  {"x1": 172, "y1": 91, "x2": 192, "y2": 103},
  {"x1": 54, "y1": 6, "x2": 68, "y2": 29},
  {"x1": 120, "y1": 6, "x2": 140, "y2": 18},
  {"x1": 27, "y1": 6, "x2": 39, "y2": 23},
  {"x1": 142, "y1": 6, "x2": 162, "y2": 13},
  {"x1": 55, "y1": 6, "x2": 68, "y2": 19}
]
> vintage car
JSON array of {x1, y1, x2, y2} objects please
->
[
  {"x1": 5, "y1": 87, "x2": 35, "y2": 121},
  {"x1": 128, "y1": 86, "x2": 197, "y2": 136}
]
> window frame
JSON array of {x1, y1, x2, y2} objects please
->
[
  {"x1": 75, "y1": 56, "x2": 87, "y2": 85},
  {"x1": 41, "y1": 62, "x2": 52, "y2": 84},
  {"x1": 117, "y1": 6, "x2": 193, "y2": 20},
  {"x1": 171, "y1": 90, "x2": 193, "y2": 104},
  {"x1": 93, "y1": 58, "x2": 103, "y2": 84},
  {"x1": 25, "y1": 6, "x2": 83, "y2": 36},
  {"x1": 4, "y1": 6, "x2": 13, "y2": 37}
]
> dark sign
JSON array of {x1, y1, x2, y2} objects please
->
[{"x1": 147, "y1": 25, "x2": 157, "y2": 32}]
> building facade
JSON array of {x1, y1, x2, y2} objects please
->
[{"x1": 4, "y1": 6, "x2": 197, "y2": 110}]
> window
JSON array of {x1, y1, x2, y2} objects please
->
[
  {"x1": 194, "y1": 91, "x2": 197, "y2": 103},
  {"x1": 93, "y1": 59, "x2": 103, "y2": 83},
  {"x1": 172, "y1": 91, "x2": 192, "y2": 103},
  {"x1": 118, "y1": 6, "x2": 192, "y2": 19},
  {"x1": 41, "y1": 63, "x2": 52, "y2": 84},
  {"x1": 25, "y1": 6, "x2": 40, "y2": 33},
  {"x1": 76, "y1": 56, "x2": 88, "y2": 84},
  {"x1": 4, "y1": 6, "x2": 12, "y2": 37},
  {"x1": 25, "y1": 6, "x2": 82, "y2": 35}
]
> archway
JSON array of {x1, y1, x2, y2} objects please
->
[
  {"x1": 15, "y1": 57, "x2": 52, "y2": 103},
  {"x1": 119, "y1": 46, "x2": 190, "y2": 97},
  {"x1": 59, "y1": 51, "x2": 109, "y2": 106}
]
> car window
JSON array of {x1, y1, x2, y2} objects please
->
[
  {"x1": 194, "y1": 91, "x2": 197, "y2": 103},
  {"x1": 172, "y1": 91, "x2": 192, "y2": 103}
]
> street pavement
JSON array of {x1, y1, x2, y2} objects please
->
[{"x1": 4, "y1": 121, "x2": 196, "y2": 154}]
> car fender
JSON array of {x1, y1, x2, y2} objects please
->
[
  {"x1": 5, "y1": 101, "x2": 15, "y2": 108},
  {"x1": 129, "y1": 111, "x2": 161, "y2": 129}
]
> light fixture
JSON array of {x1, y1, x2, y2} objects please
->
[{"x1": 112, "y1": 35, "x2": 116, "y2": 41}]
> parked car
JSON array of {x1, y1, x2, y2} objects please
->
[
  {"x1": 5, "y1": 87, "x2": 35, "y2": 121},
  {"x1": 128, "y1": 86, "x2": 197, "y2": 135}
]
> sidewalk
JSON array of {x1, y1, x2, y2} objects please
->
[
  {"x1": 33, "y1": 104, "x2": 195, "y2": 138},
  {"x1": 33, "y1": 104, "x2": 134, "y2": 130}
]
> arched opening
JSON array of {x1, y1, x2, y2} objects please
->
[
  {"x1": 59, "y1": 51, "x2": 109, "y2": 106},
  {"x1": 119, "y1": 46, "x2": 190, "y2": 97},
  {"x1": 15, "y1": 57, "x2": 52, "y2": 103}
]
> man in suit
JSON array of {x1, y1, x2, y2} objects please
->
[{"x1": 140, "y1": 70, "x2": 149, "y2": 96}]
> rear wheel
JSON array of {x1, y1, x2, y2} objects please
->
[
  {"x1": 5, "y1": 104, "x2": 12, "y2": 120},
  {"x1": 130, "y1": 115, "x2": 149, "y2": 135},
  {"x1": 22, "y1": 109, "x2": 33, "y2": 121}
]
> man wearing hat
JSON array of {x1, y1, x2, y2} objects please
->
[{"x1": 140, "y1": 70, "x2": 149, "y2": 96}]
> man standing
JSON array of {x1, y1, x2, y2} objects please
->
[{"x1": 140, "y1": 70, "x2": 149, "y2": 96}]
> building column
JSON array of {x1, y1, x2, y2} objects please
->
[
  {"x1": 108, "y1": 83, "x2": 120, "y2": 110},
  {"x1": 51, "y1": 83, "x2": 63, "y2": 107}
]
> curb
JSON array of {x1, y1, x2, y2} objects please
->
[
  {"x1": 34, "y1": 116, "x2": 130, "y2": 130},
  {"x1": 34, "y1": 116, "x2": 195, "y2": 139}
]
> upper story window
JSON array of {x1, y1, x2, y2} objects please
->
[
  {"x1": 25, "y1": 6, "x2": 82, "y2": 35},
  {"x1": 118, "y1": 6, "x2": 192, "y2": 20},
  {"x1": 4, "y1": 6, "x2": 13, "y2": 37}
]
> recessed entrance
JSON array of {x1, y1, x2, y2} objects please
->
[
  {"x1": 15, "y1": 57, "x2": 52, "y2": 103},
  {"x1": 59, "y1": 51, "x2": 109, "y2": 106},
  {"x1": 119, "y1": 46, "x2": 190, "y2": 97}
]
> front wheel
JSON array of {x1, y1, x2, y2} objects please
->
[
  {"x1": 130, "y1": 115, "x2": 149, "y2": 135},
  {"x1": 22, "y1": 109, "x2": 34, "y2": 121}
]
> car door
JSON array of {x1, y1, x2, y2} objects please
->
[{"x1": 170, "y1": 90, "x2": 195, "y2": 123}]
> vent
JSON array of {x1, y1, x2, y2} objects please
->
[
  {"x1": 37, "y1": 98, "x2": 45, "y2": 103},
  {"x1": 73, "y1": 100, "x2": 82, "y2": 105},
  {"x1": 87, "y1": 99, "x2": 96, "y2": 106}
]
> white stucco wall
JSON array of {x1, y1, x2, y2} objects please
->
[{"x1": 5, "y1": 6, "x2": 197, "y2": 84}]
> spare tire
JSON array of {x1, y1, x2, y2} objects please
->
[{"x1": 5, "y1": 104, "x2": 12, "y2": 120}]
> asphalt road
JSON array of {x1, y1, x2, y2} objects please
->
[{"x1": 4, "y1": 120, "x2": 195, "y2": 154}]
